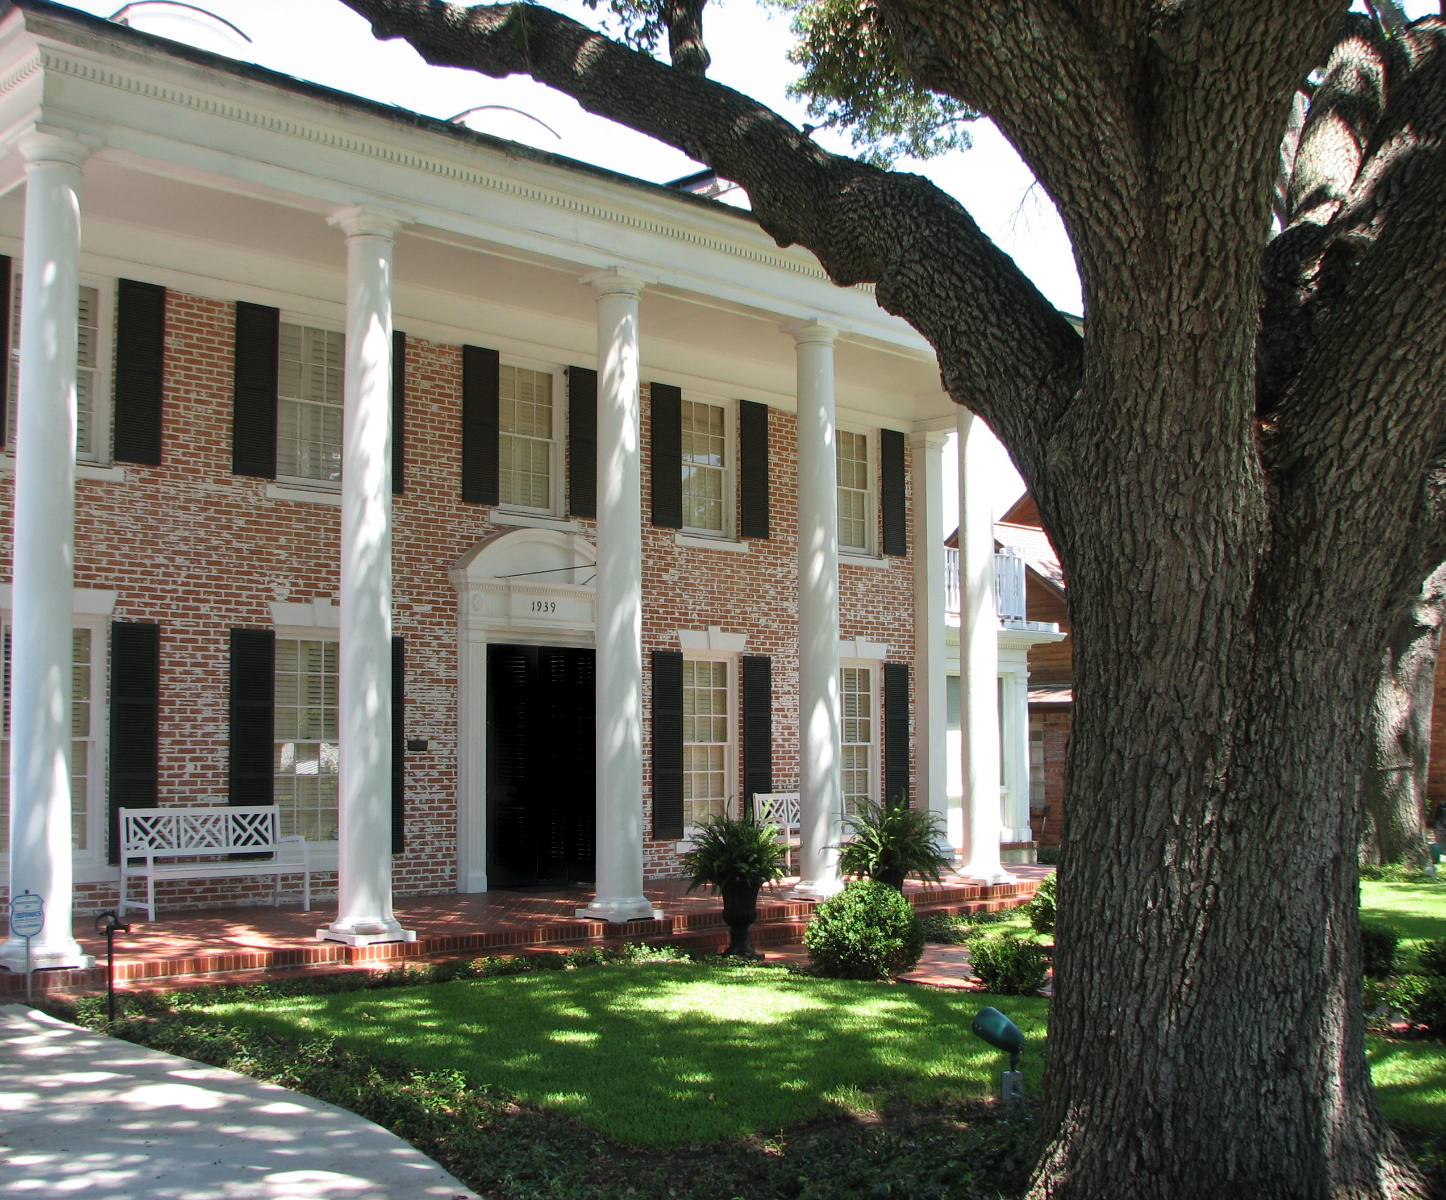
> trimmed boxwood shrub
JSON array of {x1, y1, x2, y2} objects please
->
[
  {"x1": 805, "y1": 880, "x2": 925, "y2": 980},
  {"x1": 1361, "y1": 922, "x2": 1400, "y2": 978},
  {"x1": 1408, "y1": 977, "x2": 1446, "y2": 1034},
  {"x1": 970, "y1": 934, "x2": 1050, "y2": 996},
  {"x1": 1028, "y1": 876, "x2": 1057, "y2": 937},
  {"x1": 1417, "y1": 937, "x2": 1446, "y2": 977}
]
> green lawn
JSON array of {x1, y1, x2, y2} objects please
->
[
  {"x1": 1361, "y1": 880, "x2": 1446, "y2": 969},
  {"x1": 205, "y1": 964, "x2": 1049, "y2": 1146}
]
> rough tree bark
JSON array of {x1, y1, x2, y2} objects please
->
[
  {"x1": 1363, "y1": 566, "x2": 1446, "y2": 865},
  {"x1": 336, "y1": 1, "x2": 1446, "y2": 1195}
]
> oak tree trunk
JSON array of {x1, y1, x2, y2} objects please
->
[{"x1": 1362, "y1": 568, "x2": 1446, "y2": 865}]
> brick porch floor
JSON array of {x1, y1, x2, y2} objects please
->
[{"x1": 3, "y1": 866, "x2": 1050, "y2": 995}]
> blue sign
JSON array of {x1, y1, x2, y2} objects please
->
[{"x1": 10, "y1": 892, "x2": 43, "y2": 939}]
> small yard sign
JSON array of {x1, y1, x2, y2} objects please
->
[{"x1": 10, "y1": 891, "x2": 43, "y2": 1002}]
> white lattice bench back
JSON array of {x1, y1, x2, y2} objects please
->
[
  {"x1": 118, "y1": 805, "x2": 311, "y2": 922},
  {"x1": 752, "y1": 792, "x2": 801, "y2": 876}
]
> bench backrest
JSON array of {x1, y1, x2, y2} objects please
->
[
  {"x1": 753, "y1": 792, "x2": 801, "y2": 829},
  {"x1": 120, "y1": 806, "x2": 281, "y2": 856}
]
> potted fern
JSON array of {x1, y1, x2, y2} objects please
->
[
  {"x1": 837, "y1": 798, "x2": 953, "y2": 891},
  {"x1": 680, "y1": 813, "x2": 788, "y2": 958}
]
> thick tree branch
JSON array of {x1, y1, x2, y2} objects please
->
[{"x1": 337, "y1": 0, "x2": 1082, "y2": 475}]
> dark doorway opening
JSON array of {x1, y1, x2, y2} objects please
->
[{"x1": 486, "y1": 644, "x2": 596, "y2": 888}]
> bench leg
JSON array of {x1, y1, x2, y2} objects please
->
[
  {"x1": 147, "y1": 872, "x2": 156, "y2": 923},
  {"x1": 273, "y1": 870, "x2": 281, "y2": 908},
  {"x1": 303, "y1": 870, "x2": 311, "y2": 912}
]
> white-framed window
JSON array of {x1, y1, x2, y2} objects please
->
[
  {"x1": 277, "y1": 323, "x2": 345, "y2": 486},
  {"x1": 1029, "y1": 714, "x2": 1046, "y2": 808},
  {"x1": 7, "y1": 275, "x2": 112, "y2": 463},
  {"x1": 837, "y1": 429, "x2": 874, "y2": 553},
  {"x1": 682, "y1": 656, "x2": 735, "y2": 831},
  {"x1": 274, "y1": 636, "x2": 339, "y2": 842},
  {"x1": 681, "y1": 398, "x2": 733, "y2": 536},
  {"x1": 840, "y1": 664, "x2": 877, "y2": 818},
  {"x1": 0, "y1": 618, "x2": 107, "y2": 861},
  {"x1": 499, "y1": 363, "x2": 562, "y2": 513}
]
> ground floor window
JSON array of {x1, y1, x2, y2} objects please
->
[
  {"x1": 683, "y1": 658, "x2": 731, "y2": 831},
  {"x1": 274, "y1": 637, "x2": 339, "y2": 842},
  {"x1": 1030, "y1": 714, "x2": 1046, "y2": 807},
  {"x1": 0, "y1": 625, "x2": 101, "y2": 855},
  {"x1": 841, "y1": 665, "x2": 875, "y2": 818}
]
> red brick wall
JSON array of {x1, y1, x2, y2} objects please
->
[
  {"x1": 1428, "y1": 665, "x2": 1446, "y2": 816},
  {"x1": 1, "y1": 288, "x2": 917, "y2": 912},
  {"x1": 1029, "y1": 706, "x2": 1071, "y2": 847}
]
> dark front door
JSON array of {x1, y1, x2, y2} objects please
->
[{"x1": 486, "y1": 644, "x2": 596, "y2": 888}]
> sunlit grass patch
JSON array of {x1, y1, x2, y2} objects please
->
[
  {"x1": 1361, "y1": 880, "x2": 1446, "y2": 969},
  {"x1": 204, "y1": 963, "x2": 1049, "y2": 1146}
]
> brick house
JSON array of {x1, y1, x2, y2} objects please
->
[{"x1": 0, "y1": 1, "x2": 1048, "y2": 972}]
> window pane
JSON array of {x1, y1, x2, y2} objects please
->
[
  {"x1": 499, "y1": 366, "x2": 555, "y2": 510},
  {"x1": 840, "y1": 666, "x2": 874, "y2": 818},
  {"x1": 682, "y1": 401, "x2": 728, "y2": 532},
  {"x1": 683, "y1": 659, "x2": 730, "y2": 829},
  {"x1": 274, "y1": 637, "x2": 340, "y2": 841},
  {"x1": 836, "y1": 431, "x2": 871, "y2": 551},
  {"x1": 8, "y1": 279, "x2": 102, "y2": 460},
  {"x1": 277, "y1": 324, "x2": 344, "y2": 483}
]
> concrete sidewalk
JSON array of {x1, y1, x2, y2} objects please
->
[{"x1": 0, "y1": 1005, "x2": 477, "y2": 1199}]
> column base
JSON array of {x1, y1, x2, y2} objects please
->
[
  {"x1": 960, "y1": 862, "x2": 1018, "y2": 887},
  {"x1": 790, "y1": 876, "x2": 845, "y2": 900},
  {"x1": 317, "y1": 921, "x2": 416, "y2": 947},
  {"x1": 576, "y1": 896, "x2": 664, "y2": 922},
  {"x1": 0, "y1": 940, "x2": 94, "y2": 973}
]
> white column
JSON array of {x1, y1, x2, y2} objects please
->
[
  {"x1": 788, "y1": 321, "x2": 843, "y2": 897},
  {"x1": 998, "y1": 660, "x2": 1032, "y2": 844},
  {"x1": 578, "y1": 269, "x2": 658, "y2": 922},
  {"x1": 321, "y1": 207, "x2": 413, "y2": 946},
  {"x1": 0, "y1": 133, "x2": 93, "y2": 972},
  {"x1": 957, "y1": 410, "x2": 1013, "y2": 884},
  {"x1": 910, "y1": 430, "x2": 950, "y2": 850}
]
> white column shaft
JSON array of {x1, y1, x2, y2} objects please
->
[
  {"x1": 792, "y1": 325, "x2": 842, "y2": 896},
  {"x1": 910, "y1": 431, "x2": 950, "y2": 848},
  {"x1": 958, "y1": 410, "x2": 1012, "y2": 884},
  {"x1": 325, "y1": 212, "x2": 409, "y2": 944},
  {"x1": 580, "y1": 273, "x2": 655, "y2": 922},
  {"x1": 1, "y1": 139, "x2": 90, "y2": 971}
]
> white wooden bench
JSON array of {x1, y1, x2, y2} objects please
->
[
  {"x1": 118, "y1": 805, "x2": 311, "y2": 922},
  {"x1": 753, "y1": 792, "x2": 801, "y2": 875}
]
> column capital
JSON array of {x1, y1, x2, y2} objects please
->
[
  {"x1": 16, "y1": 128, "x2": 97, "y2": 168},
  {"x1": 783, "y1": 318, "x2": 839, "y2": 346},
  {"x1": 328, "y1": 205, "x2": 410, "y2": 240},
  {"x1": 909, "y1": 429, "x2": 950, "y2": 451},
  {"x1": 582, "y1": 267, "x2": 653, "y2": 297}
]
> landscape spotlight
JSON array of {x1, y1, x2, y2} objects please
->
[{"x1": 972, "y1": 1006, "x2": 1026, "y2": 1103}]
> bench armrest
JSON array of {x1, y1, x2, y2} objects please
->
[{"x1": 278, "y1": 834, "x2": 309, "y2": 864}]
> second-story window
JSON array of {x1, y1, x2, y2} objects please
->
[
  {"x1": 8, "y1": 279, "x2": 103, "y2": 461},
  {"x1": 277, "y1": 324, "x2": 344, "y2": 484},
  {"x1": 837, "y1": 430, "x2": 872, "y2": 552},
  {"x1": 682, "y1": 400, "x2": 729, "y2": 534},
  {"x1": 499, "y1": 365, "x2": 555, "y2": 511}
]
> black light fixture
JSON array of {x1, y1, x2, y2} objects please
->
[
  {"x1": 93, "y1": 910, "x2": 131, "y2": 1023},
  {"x1": 972, "y1": 1006, "x2": 1026, "y2": 1102}
]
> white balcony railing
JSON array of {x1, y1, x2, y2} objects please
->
[{"x1": 944, "y1": 545, "x2": 1028, "y2": 622}]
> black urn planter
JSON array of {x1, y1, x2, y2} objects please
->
[{"x1": 719, "y1": 878, "x2": 764, "y2": 959}]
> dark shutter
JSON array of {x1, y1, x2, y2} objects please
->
[
  {"x1": 392, "y1": 330, "x2": 406, "y2": 495},
  {"x1": 650, "y1": 382, "x2": 683, "y2": 528},
  {"x1": 392, "y1": 635, "x2": 405, "y2": 853},
  {"x1": 741, "y1": 654, "x2": 773, "y2": 816},
  {"x1": 462, "y1": 344, "x2": 500, "y2": 504},
  {"x1": 113, "y1": 279, "x2": 166, "y2": 465},
  {"x1": 229, "y1": 628, "x2": 275, "y2": 806},
  {"x1": 739, "y1": 400, "x2": 770, "y2": 540},
  {"x1": 108, "y1": 622, "x2": 160, "y2": 863},
  {"x1": 0, "y1": 255, "x2": 11, "y2": 447},
  {"x1": 232, "y1": 302, "x2": 279, "y2": 478},
  {"x1": 883, "y1": 661, "x2": 910, "y2": 807},
  {"x1": 880, "y1": 428, "x2": 907, "y2": 556},
  {"x1": 568, "y1": 366, "x2": 597, "y2": 518},
  {"x1": 651, "y1": 649, "x2": 685, "y2": 840}
]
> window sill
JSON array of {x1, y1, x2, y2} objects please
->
[
  {"x1": 840, "y1": 551, "x2": 890, "y2": 569},
  {"x1": 675, "y1": 533, "x2": 750, "y2": 552},
  {"x1": 267, "y1": 483, "x2": 342, "y2": 506},
  {"x1": 0, "y1": 458, "x2": 127, "y2": 483},
  {"x1": 495, "y1": 512, "x2": 579, "y2": 532}
]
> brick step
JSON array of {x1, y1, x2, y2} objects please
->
[{"x1": 1, "y1": 879, "x2": 1038, "y2": 995}]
